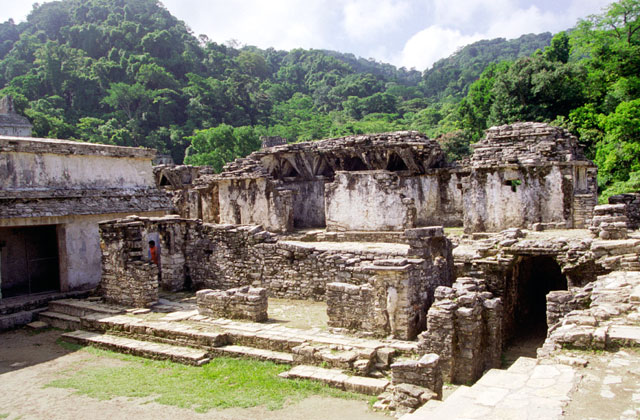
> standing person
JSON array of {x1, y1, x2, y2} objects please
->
[{"x1": 148, "y1": 240, "x2": 159, "y2": 265}]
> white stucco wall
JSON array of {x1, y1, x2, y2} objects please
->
[
  {"x1": 1, "y1": 152, "x2": 154, "y2": 190},
  {"x1": 463, "y1": 166, "x2": 567, "y2": 232},
  {"x1": 218, "y1": 178, "x2": 293, "y2": 232},
  {"x1": 325, "y1": 171, "x2": 414, "y2": 231}
]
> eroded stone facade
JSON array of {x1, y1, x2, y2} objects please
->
[
  {"x1": 1, "y1": 136, "x2": 172, "y2": 302},
  {"x1": 158, "y1": 123, "x2": 597, "y2": 235}
]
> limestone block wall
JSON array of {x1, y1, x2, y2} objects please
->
[
  {"x1": 196, "y1": 286, "x2": 268, "y2": 322},
  {"x1": 391, "y1": 354, "x2": 443, "y2": 398},
  {"x1": 589, "y1": 204, "x2": 629, "y2": 240},
  {"x1": 545, "y1": 289, "x2": 591, "y2": 329},
  {"x1": 217, "y1": 178, "x2": 293, "y2": 233},
  {"x1": 99, "y1": 217, "x2": 455, "y2": 338},
  {"x1": 99, "y1": 219, "x2": 158, "y2": 307},
  {"x1": 418, "y1": 277, "x2": 502, "y2": 384},
  {"x1": 608, "y1": 193, "x2": 640, "y2": 230},
  {"x1": 326, "y1": 227, "x2": 454, "y2": 339}
]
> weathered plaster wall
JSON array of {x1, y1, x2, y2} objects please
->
[
  {"x1": 463, "y1": 166, "x2": 568, "y2": 232},
  {"x1": 286, "y1": 179, "x2": 326, "y2": 228},
  {"x1": 402, "y1": 171, "x2": 464, "y2": 227},
  {"x1": 325, "y1": 170, "x2": 464, "y2": 232},
  {"x1": 1, "y1": 152, "x2": 154, "y2": 190},
  {"x1": 325, "y1": 171, "x2": 416, "y2": 232},
  {"x1": 0, "y1": 127, "x2": 31, "y2": 137},
  {"x1": 217, "y1": 178, "x2": 293, "y2": 233}
]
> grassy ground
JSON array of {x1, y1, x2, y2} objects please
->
[{"x1": 48, "y1": 342, "x2": 369, "y2": 413}]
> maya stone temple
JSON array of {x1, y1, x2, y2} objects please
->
[{"x1": 2, "y1": 120, "x2": 640, "y2": 418}]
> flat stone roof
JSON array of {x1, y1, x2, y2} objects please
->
[{"x1": 0, "y1": 135, "x2": 156, "y2": 159}]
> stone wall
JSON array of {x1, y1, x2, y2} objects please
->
[
  {"x1": 99, "y1": 217, "x2": 454, "y2": 339},
  {"x1": 99, "y1": 218, "x2": 159, "y2": 307},
  {"x1": 608, "y1": 193, "x2": 640, "y2": 230},
  {"x1": 217, "y1": 178, "x2": 293, "y2": 233},
  {"x1": 589, "y1": 204, "x2": 629, "y2": 239},
  {"x1": 196, "y1": 286, "x2": 268, "y2": 322},
  {"x1": 418, "y1": 277, "x2": 502, "y2": 384},
  {"x1": 324, "y1": 170, "x2": 464, "y2": 232},
  {"x1": 391, "y1": 354, "x2": 443, "y2": 398},
  {"x1": 325, "y1": 171, "x2": 416, "y2": 231}
]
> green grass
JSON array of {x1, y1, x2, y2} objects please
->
[
  {"x1": 0, "y1": 413, "x2": 9, "y2": 419},
  {"x1": 47, "y1": 344, "x2": 366, "y2": 413}
]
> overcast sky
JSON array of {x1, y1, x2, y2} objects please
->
[{"x1": 1, "y1": 0, "x2": 613, "y2": 71}]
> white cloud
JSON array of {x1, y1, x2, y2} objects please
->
[
  {"x1": 398, "y1": 0, "x2": 615, "y2": 70},
  {"x1": 342, "y1": 0, "x2": 410, "y2": 40},
  {"x1": 399, "y1": 25, "x2": 482, "y2": 70},
  {"x1": 164, "y1": 0, "x2": 335, "y2": 51}
]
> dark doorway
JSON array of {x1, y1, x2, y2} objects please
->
[
  {"x1": 504, "y1": 255, "x2": 567, "y2": 363},
  {"x1": 0, "y1": 225, "x2": 60, "y2": 298},
  {"x1": 387, "y1": 153, "x2": 409, "y2": 172}
]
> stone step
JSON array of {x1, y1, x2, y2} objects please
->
[
  {"x1": 280, "y1": 365, "x2": 390, "y2": 396},
  {"x1": 608, "y1": 325, "x2": 640, "y2": 347},
  {"x1": 61, "y1": 330, "x2": 210, "y2": 366},
  {"x1": 401, "y1": 357, "x2": 575, "y2": 420},
  {"x1": 0, "y1": 308, "x2": 47, "y2": 331},
  {"x1": 0, "y1": 290, "x2": 90, "y2": 317},
  {"x1": 81, "y1": 314, "x2": 229, "y2": 350},
  {"x1": 210, "y1": 344, "x2": 294, "y2": 364},
  {"x1": 48, "y1": 299, "x2": 125, "y2": 318},
  {"x1": 400, "y1": 385, "x2": 471, "y2": 420},
  {"x1": 38, "y1": 311, "x2": 81, "y2": 330}
]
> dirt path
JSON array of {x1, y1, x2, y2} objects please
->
[{"x1": 0, "y1": 329, "x2": 389, "y2": 420}]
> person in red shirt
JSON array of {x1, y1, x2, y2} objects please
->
[{"x1": 148, "y1": 240, "x2": 159, "y2": 265}]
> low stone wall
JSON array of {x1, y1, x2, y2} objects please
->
[
  {"x1": 417, "y1": 277, "x2": 502, "y2": 384},
  {"x1": 609, "y1": 193, "x2": 640, "y2": 230},
  {"x1": 391, "y1": 353, "x2": 443, "y2": 398},
  {"x1": 196, "y1": 286, "x2": 268, "y2": 322},
  {"x1": 546, "y1": 289, "x2": 591, "y2": 329},
  {"x1": 590, "y1": 204, "x2": 629, "y2": 239}
]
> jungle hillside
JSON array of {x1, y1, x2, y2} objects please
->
[{"x1": 0, "y1": 0, "x2": 638, "y2": 199}]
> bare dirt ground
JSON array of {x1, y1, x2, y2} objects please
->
[{"x1": 0, "y1": 328, "x2": 389, "y2": 420}]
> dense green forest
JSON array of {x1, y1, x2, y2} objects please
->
[{"x1": 0, "y1": 0, "x2": 639, "y2": 199}]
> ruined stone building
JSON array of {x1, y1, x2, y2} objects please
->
[
  {"x1": 161, "y1": 122, "x2": 597, "y2": 234},
  {"x1": 0, "y1": 135, "x2": 172, "y2": 303},
  {"x1": 0, "y1": 96, "x2": 32, "y2": 137},
  {"x1": 25, "y1": 119, "x2": 640, "y2": 416}
]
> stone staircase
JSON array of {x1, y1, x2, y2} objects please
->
[
  {"x1": 401, "y1": 357, "x2": 576, "y2": 420},
  {"x1": 39, "y1": 298, "x2": 417, "y2": 396},
  {"x1": 38, "y1": 298, "x2": 125, "y2": 330},
  {"x1": 0, "y1": 290, "x2": 90, "y2": 330}
]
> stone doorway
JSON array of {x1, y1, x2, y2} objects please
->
[
  {"x1": 0, "y1": 225, "x2": 60, "y2": 299},
  {"x1": 505, "y1": 255, "x2": 567, "y2": 361}
]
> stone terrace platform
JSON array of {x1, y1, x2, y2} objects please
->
[{"x1": 42, "y1": 296, "x2": 418, "y2": 376}]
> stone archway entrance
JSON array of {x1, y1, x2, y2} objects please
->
[{"x1": 506, "y1": 255, "x2": 568, "y2": 358}]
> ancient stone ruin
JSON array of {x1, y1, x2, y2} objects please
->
[
  {"x1": 0, "y1": 135, "x2": 172, "y2": 321},
  {"x1": 4, "y1": 121, "x2": 640, "y2": 418},
  {"x1": 158, "y1": 122, "x2": 597, "y2": 234}
]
